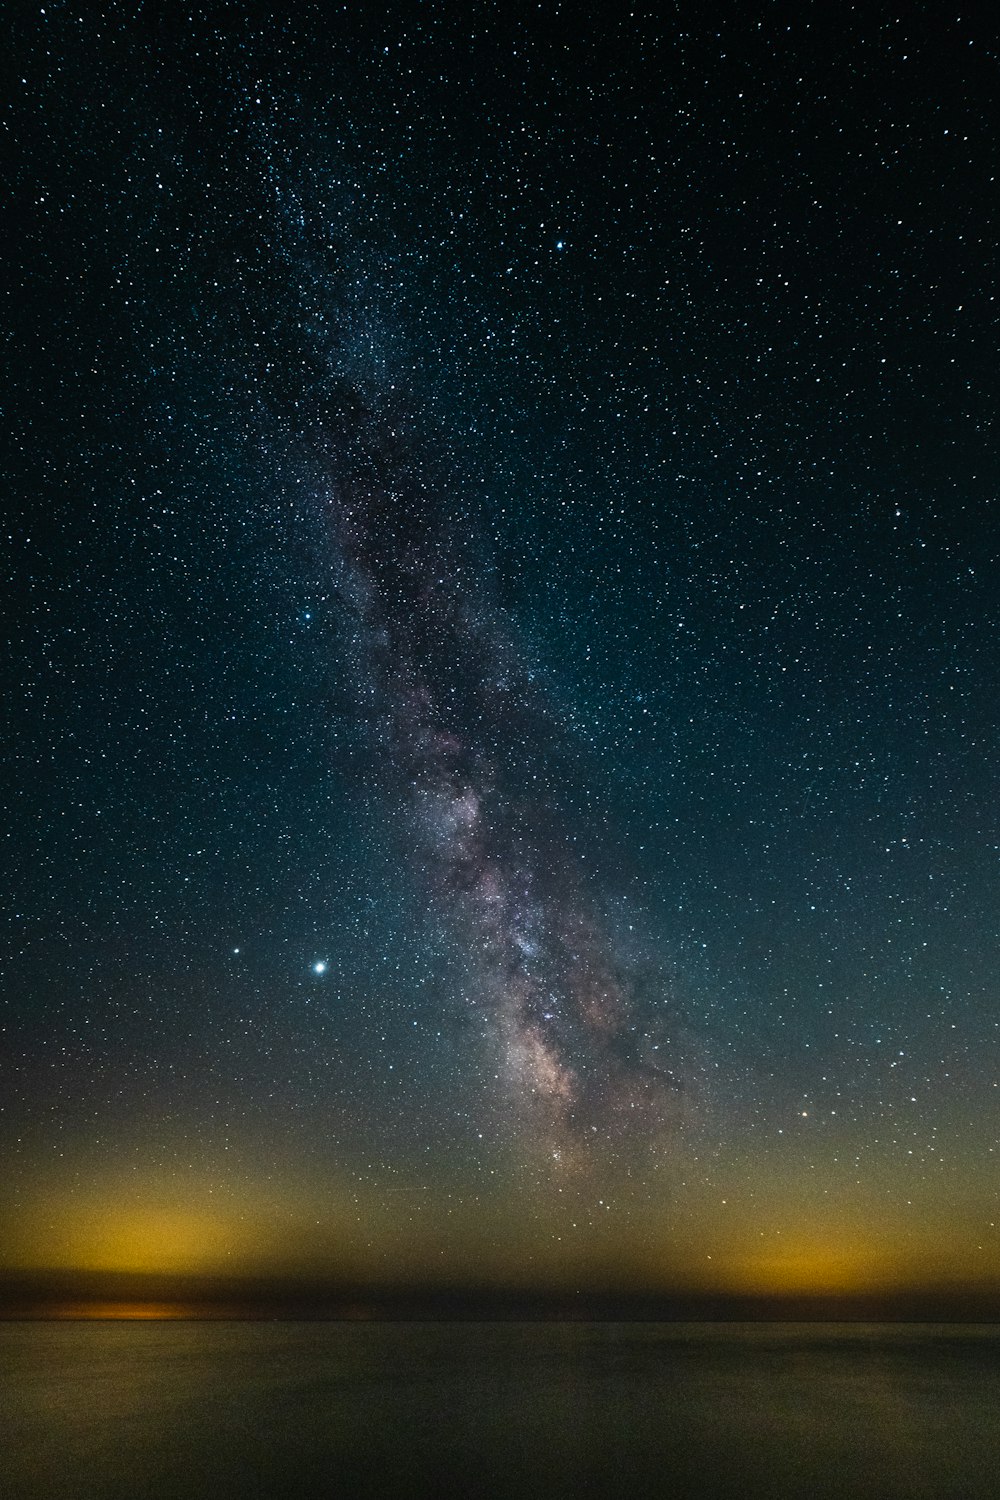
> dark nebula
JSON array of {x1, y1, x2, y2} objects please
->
[{"x1": 319, "y1": 401, "x2": 683, "y2": 1153}]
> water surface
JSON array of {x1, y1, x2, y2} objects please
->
[{"x1": 4, "y1": 1321, "x2": 998, "y2": 1498}]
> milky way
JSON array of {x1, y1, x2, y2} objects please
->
[{"x1": 318, "y1": 409, "x2": 683, "y2": 1154}]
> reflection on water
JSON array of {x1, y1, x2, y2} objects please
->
[{"x1": 4, "y1": 1321, "x2": 999, "y2": 1499}]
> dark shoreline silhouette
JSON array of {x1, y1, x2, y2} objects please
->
[{"x1": 3, "y1": 1268, "x2": 997, "y2": 1322}]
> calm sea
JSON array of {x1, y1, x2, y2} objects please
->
[{"x1": 3, "y1": 1321, "x2": 999, "y2": 1498}]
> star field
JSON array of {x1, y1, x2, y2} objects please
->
[{"x1": 3, "y1": 2, "x2": 998, "y2": 1303}]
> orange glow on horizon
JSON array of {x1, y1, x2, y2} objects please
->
[
  {"x1": 45, "y1": 1302, "x2": 199, "y2": 1320},
  {"x1": 729, "y1": 1243, "x2": 889, "y2": 1295},
  {"x1": 57, "y1": 1206, "x2": 247, "y2": 1275}
]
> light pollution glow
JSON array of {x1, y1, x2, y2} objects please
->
[{"x1": 5, "y1": 1148, "x2": 999, "y2": 1307}]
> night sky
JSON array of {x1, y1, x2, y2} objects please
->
[{"x1": 4, "y1": 2, "x2": 999, "y2": 1309}]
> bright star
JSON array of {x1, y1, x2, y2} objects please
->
[{"x1": 312, "y1": 961, "x2": 327, "y2": 975}]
